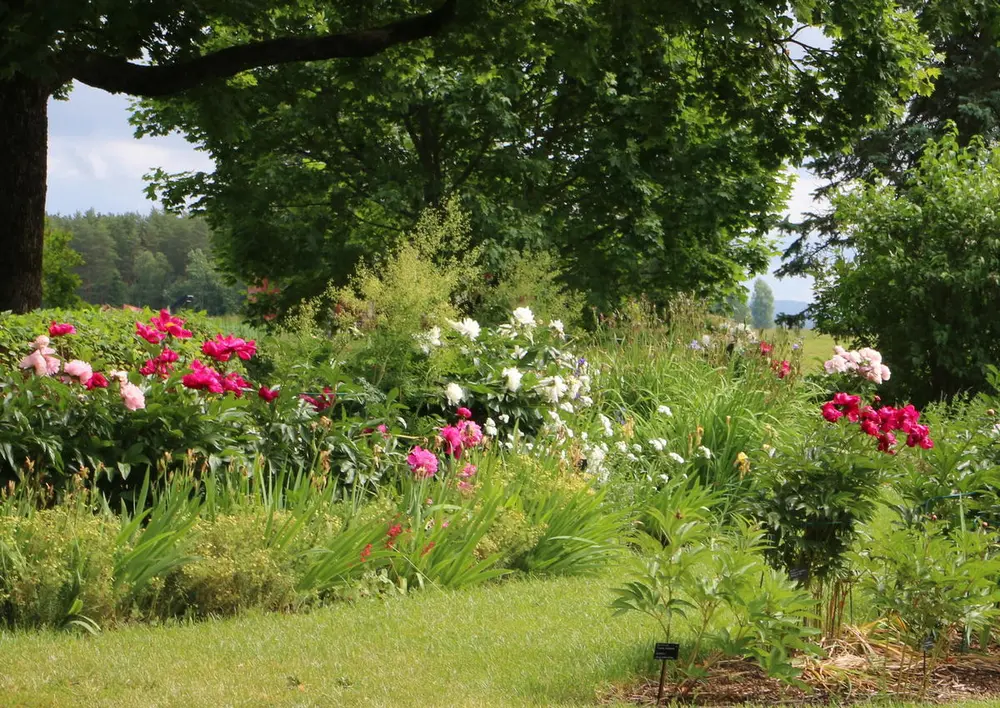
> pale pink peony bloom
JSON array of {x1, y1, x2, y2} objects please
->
[
  {"x1": 120, "y1": 381, "x2": 146, "y2": 411},
  {"x1": 63, "y1": 360, "x2": 93, "y2": 384}
]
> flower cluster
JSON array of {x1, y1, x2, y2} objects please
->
[
  {"x1": 201, "y1": 334, "x2": 257, "y2": 362},
  {"x1": 181, "y1": 360, "x2": 251, "y2": 397},
  {"x1": 824, "y1": 346, "x2": 891, "y2": 384},
  {"x1": 822, "y1": 392, "x2": 933, "y2": 453},
  {"x1": 140, "y1": 348, "x2": 179, "y2": 377},
  {"x1": 135, "y1": 309, "x2": 193, "y2": 344}
]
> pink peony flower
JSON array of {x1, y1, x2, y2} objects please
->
[
  {"x1": 456, "y1": 407, "x2": 472, "y2": 420},
  {"x1": 120, "y1": 381, "x2": 145, "y2": 411},
  {"x1": 150, "y1": 309, "x2": 192, "y2": 339},
  {"x1": 458, "y1": 420, "x2": 483, "y2": 448},
  {"x1": 300, "y1": 386, "x2": 336, "y2": 412},
  {"x1": 258, "y1": 386, "x2": 280, "y2": 402},
  {"x1": 48, "y1": 322, "x2": 76, "y2": 337},
  {"x1": 140, "y1": 347, "x2": 180, "y2": 377},
  {"x1": 459, "y1": 463, "x2": 477, "y2": 478},
  {"x1": 136, "y1": 322, "x2": 166, "y2": 345},
  {"x1": 201, "y1": 334, "x2": 257, "y2": 362},
  {"x1": 63, "y1": 359, "x2": 93, "y2": 385},
  {"x1": 407, "y1": 446, "x2": 439, "y2": 478},
  {"x1": 221, "y1": 372, "x2": 252, "y2": 397},
  {"x1": 439, "y1": 425, "x2": 463, "y2": 457},
  {"x1": 181, "y1": 360, "x2": 224, "y2": 393},
  {"x1": 759, "y1": 342, "x2": 773, "y2": 356}
]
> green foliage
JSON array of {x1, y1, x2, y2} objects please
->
[
  {"x1": 753, "y1": 423, "x2": 885, "y2": 583},
  {"x1": 749, "y1": 278, "x2": 774, "y2": 330},
  {"x1": 475, "y1": 249, "x2": 586, "y2": 328},
  {"x1": 138, "y1": 1, "x2": 931, "y2": 311},
  {"x1": 612, "y1": 480, "x2": 820, "y2": 689},
  {"x1": 812, "y1": 132, "x2": 1000, "y2": 403},
  {"x1": 41, "y1": 226, "x2": 84, "y2": 309}
]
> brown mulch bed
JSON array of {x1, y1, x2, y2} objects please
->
[{"x1": 605, "y1": 631, "x2": 1000, "y2": 706}]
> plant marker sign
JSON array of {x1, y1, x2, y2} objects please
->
[{"x1": 654, "y1": 642, "x2": 680, "y2": 705}]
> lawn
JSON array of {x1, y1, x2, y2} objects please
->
[{"x1": 2, "y1": 572, "x2": 999, "y2": 708}]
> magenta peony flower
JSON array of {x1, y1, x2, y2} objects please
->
[
  {"x1": 439, "y1": 425, "x2": 463, "y2": 457},
  {"x1": 407, "y1": 446, "x2": 439, "y2": 478},
  {"x1": 221, "y1": 372, "x2": 252, "y2": 397},
  {"x1": 48, "y1": 322, "x2": 76, "y2": 337},
  {"x1": 258, "y1": 386, "x2": 280, "y2": 402},
  {"x1": 202, "y1": 334, "x2": 257, "y2": 362},
  {"x1": 181, "y1": 360, "x2": 224, "y2": 393},
  {"x1": 136, "y1": 322, "x2": 165, "y2": 345},
  {"x1": 84, "y1": 372, "x2": 110, "y2": 390},
  {"x1": 458, "y1": 420, "x2": 483, "y2": 448},
  {"x1": 456, "y1": 407, "x2": 472, "y2": 420},
  {"x1": 459, "y1": 463, "x2": 477, "y2": 479},
  {"x1": 150, "y1": 309, "x2": 193, "y2": 339}
]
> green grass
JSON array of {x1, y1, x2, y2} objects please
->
[
  {"x1": 763, "y1": 327, "x2": 839, "y2": 373},
  {"x1": 0, "y1": 574, "x2": 651, "y2": 707},
  {"x1": 1, "y1": 572, "x2": 999, "y2": 707}
]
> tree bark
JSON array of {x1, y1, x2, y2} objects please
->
[{"x1": 0, "y1": 75, "x2": 47, "y2": 314}]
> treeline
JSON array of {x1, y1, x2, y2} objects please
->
[{"x1": 44, "y1": 211, "x2": 244, "y2": 315}]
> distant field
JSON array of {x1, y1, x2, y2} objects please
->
[{"x1": 762, "y1": 328, "x2": 839, "y2": 373}]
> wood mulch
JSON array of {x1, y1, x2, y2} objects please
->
[{"x1": 604, "y1": 627, "x2": 1000, "y2": 706}]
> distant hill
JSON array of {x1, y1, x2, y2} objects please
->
[{"x1": 774, "y1": 300, "x2": 815, "y2": 329}]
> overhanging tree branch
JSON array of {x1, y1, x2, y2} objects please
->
[{"x1": 64, "y1": 0, "x2": 458, "y2": 97}]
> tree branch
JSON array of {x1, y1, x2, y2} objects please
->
[{"x1": 65, "y1": 0, "x2": 458, "y2": 97}]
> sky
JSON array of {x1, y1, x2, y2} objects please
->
[{"x1": 47, "y1": 82, "x2": 821, "y2": 303}]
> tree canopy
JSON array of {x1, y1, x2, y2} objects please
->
[{"x1": 134, "y1": 0, "x2": 935, "y2": 311}]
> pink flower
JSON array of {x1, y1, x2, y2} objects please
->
[
  {"x1": 84, "y1": 372, "x2": 109, "y2": 390},
  {"x1": 460, "y1": 463, "x2": 477, "y2": 478},
  {"x1": 439, "y1": 425, "x2": 463, "y2": 457},
  {"x1": 458, "y1": 420, "x2": 483, "y2": 448},
  {"x1": 407, "y1": 446, "x2": 439, "y2": 478},
  {"x1": 258, "y1": 386, "x2": 280, "y2": 402},
  {"x1": 136, "y1": 322, "x2": 165, "y2": 345},
  {"x1": 150, "y1": 309, "x2": 193, "y2": 339},
  {"x1": 221, "y1": 372, "x2": 252, "y2": 397},
  {"x1": 120, "y1": 381, "x2": 145, "y2": 411},
  {"x1": 821, "y1": 401, "x2": 843, "y2": 423},
  {"x1": 773, "y1": 360, "x2": 791, "y2": 379},
  {"x1": 48, "y1": 322, "x2": 75, "y2": 337},
  {"x1": 63, "y1": 359, "x2": 93, "y2": 385},
  {"x1": 140, "y1": 348, "x2": 179, "y2": 377},
  {"x1": 300, "y1": 386, "x2": 336, "y2": 412},
  {"x1": 201, "y1": 334, "x2": 257, "y2": 362},
  {"x1": 20, "y1": 349, "x2": 59, "y2": 377},
  {"x1": 759, "y1": 342, "x2": 773, "y2": 356},
  {"x1": 456, "y1": 407, "x2": 472, "y2": 420},
  {"x1": 181, "y1": 360, "x2": 224, "y2": 393}
]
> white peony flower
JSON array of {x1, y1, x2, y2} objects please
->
[
  {"x1": 539, "y1": 375, "x2": 568, "y2": 403},
  {"x1": 484, "y1": 417, "x2": 498, "y2": 437},
  {"x1": 657, "y1": 405, "x2": 673, "y2": 416},
  {"x1": 668, "y1": 452, "x2": 685, "y2": 464},
  {"x1": 449, "y1": 318, "x2": 481, "y2": 341},
  {"x1": 549, "y1": 320, "x2": 565, "y2": 338},
  {"x1": 502, "y1": 367, "x2": 523, "y2": 392},
  {"x1": 499, "y1": 413, "x2": 510, "y2": 424},
  {"x1": 444, "y1": 382, "x2": 465, "y2": 406},
  {"x1": 414, "y1": 326, "x2": 442, "y2": 354},
  {"x1": 512, "y1": 307, "x2": 536, "y2": 327}
]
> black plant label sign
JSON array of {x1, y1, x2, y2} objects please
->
[
  {"x1": 789, "y1": 566, "x2": 810, "y2": 582},
  {"x1": 654, "y1": 643, "x2": 680, "y2": 661},
  {"x1": 922, "y1": 636, "x2": 935, "y2": 652}
]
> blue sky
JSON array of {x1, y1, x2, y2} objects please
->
[{"x1": 47, "y1": 83, "x2": 819, "y2": 302}]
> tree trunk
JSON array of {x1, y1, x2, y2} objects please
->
[{"x1": 0, "y1": 75, "x2": 48, "y2": 314}]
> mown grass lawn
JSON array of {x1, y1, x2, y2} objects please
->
[{"x1": 2, "y1": 572, "x2": 999, "y2": 708}]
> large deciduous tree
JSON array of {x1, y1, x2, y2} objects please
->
[
  {"x1": 135, "y1": 1, "x2": 935, "y2": 310},
  {"x1": 0, "y1": 0, "x2": 457, "y2": 313}
]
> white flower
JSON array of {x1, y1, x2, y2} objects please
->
[
  {"x1": 559, "y1": 401, "x2": 575, "y2": 413},
  {"x1": 501, "y1": 367, "x2": 523, "y2": 392},
  {"x1": 579, "y1": 395, "x2": 594, "y2": 407},
  {"x1": 616, "y1": 441, "x2": 629, "y2": 453},
  {"x1": 539, "y1": 375, "x2": 568, "y2": 403},
  {"x1": 632, "y1": 444, "x2": 643, "y2": 453},
  {"x1": 668, "y1": 452, "x2": 685, "y2": 464},
  {"x1": 512, "y1": 346, "x2": 528, "y2": 360},
  {"x1": 599, "y1": 414, "x2": 614, "y2": 437},
  {"x1": 701, "y1": 334, "x2": 711, "y2": 347},
  {"x1": 697, "y1": 445, "x2": 712, "y2": 459},
  {"x1": 580, "y1": 431, "x2": 588, "y2": 440},
  {"x1": 649, "y1": 438, "x2": 666, "y2": 452},
  {"x1": 499, "y1": 414, "x2": 510, "y2": 424},
  {"x1": 549, "y1": 320, "x2": 565, "y2": 338},
  {"x1": 657, "y1": 405, "x2": 672, "y2": 416},
  {"x1": 626, "y1": 453, "x2": 638, "y2": 462},
  {"x1": 512, "y1": 307, "x2": 536, "y2": 328},
  {"x1": 484, "y1": 417, "x2": 498, "y2": 437},
  {"x1": 414, "y1": 326, "x2": 442, "y2": 354},
  {"x1": 449, "y1": 318, "x2": 481, "y2": 341},
  {"x1": 444, "y1": 382, "x2": 465, "y2": 406}
]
